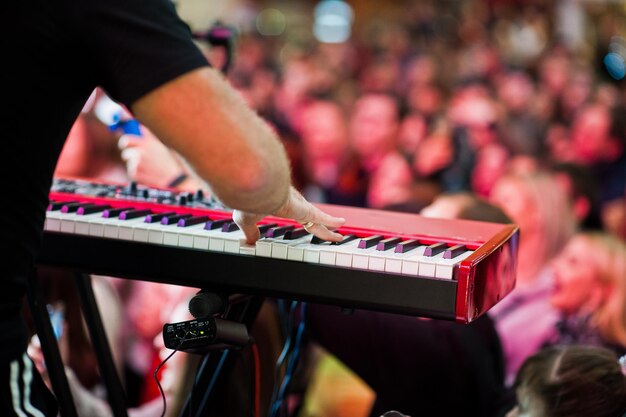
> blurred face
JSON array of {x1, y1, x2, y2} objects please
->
[
  {"x1": 490, "y1": 177, "x2": 535, "y2": 233},
  {"x1": 551, "y1": 236, "x2": 603, "y2": 314},
  {"x1": 420, "y1": 196, "x2": 467, "y2": 219},
  {"x1": 350, "y1": 95, "x2": 399, "y2": 158},
  {"x1": 571, "y1": 106, "x2": 611, "y2": 163}
]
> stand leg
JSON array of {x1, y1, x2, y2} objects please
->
[
  {"x1": 75, "y1": 273, "x2": 128, "y2": 417},
  {"x1": 26, "y1": 268, "x2": 78, "y2": 417}
]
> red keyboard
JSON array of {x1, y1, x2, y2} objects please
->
[{"x1": 40, "y1": 178, "x2": 519, "y2": 323}]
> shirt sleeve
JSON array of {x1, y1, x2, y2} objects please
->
[{"x1": 80, "y1": 0, "x2": 209, "y2": 107}]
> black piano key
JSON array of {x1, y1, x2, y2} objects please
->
[
  {"x1": 311, "y1": 234, "x2": 356, "y2": 245},
  {"x1": 395, "y1": 239, "x2": 421, "y2": 253},
  {"x1": 178, "y1": 215, "x2": 209, "y2": 227},
  {"x1": 61, "y1": 202, "x2": 92, "y2": 213},
  {"x1": 77, "y1": 204, "x2": 111, "y2": 215},
  {"x1": 48, "y1": 200, "x2": 78, "y2": 211},
  {"x1": 266, "y1": 225, "x2": 295, "y2": 238},
  {"x1": 258, "y1": 223, "x2": 278, "y2": 236},
  {"x1": 205, "y1": 219, "x2": 229, "y2": 230},
  {"x1": 358, "y1": 235, "x2": 384, "y2": 249},
  {"x1": 424, "y1": 242, "x2": 447, "y2": 257},
  {"x1": 119, "y1": 209, "x2": 152, "y2": 220},
  {"x1": 376, "y1": 237, "x2": 402, "y2": 251},
  {"x1": 283, "y1": 227, "x2": 309, "y2": 240},
  {"x1": 103, "y1": 207, "x2": 135, "y2": 218},
  {"x1": 331, "y1": 234, "x2": 358, "y2": 245},
  {"x1": 444, "y1": 244, "x2": 467, "y2": 259},
  {"x1": 144, "y1": 211, "x2": 177, "y2": 223},
  {"x1": 221, "y1": 222, "x2": 240, "y2": 232},
  {"x1": 161, "y1": 214, "x2": 192, "y2": 225}
]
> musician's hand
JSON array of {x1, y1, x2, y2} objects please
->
[{"x1": 233, "y1": 187, "x2": 345, "y2": 245}]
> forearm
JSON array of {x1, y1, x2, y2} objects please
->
[{"x1": 132, "y1": 67, "x2": 291, "y2": 214}]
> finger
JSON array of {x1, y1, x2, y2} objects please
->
[
  {"x1": 305, "y1": 223, "x2": 344, "y2": 242},
  {"x1": 232, "y1": 210, "x2": 263, "y2": 245},
  {"x1": 117, "y1": 134, "x2": 143, "y2": 150},
  {"x1": 307, "y1": 206, "x2": 345, "y2": 229}
]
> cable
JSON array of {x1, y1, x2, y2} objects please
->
[
  {"x1": 270, "y1": 302, "x2": 307, "y2": 417},
  {"x1": 154, "y1": 332, "x2": 189, "y2": 417},
  {"x1": 268, "y1": 301, "x2": 298, "y2": 417}
]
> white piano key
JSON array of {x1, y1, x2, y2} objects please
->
[
  {"x1": 320, "y1": 240, "x2": 360, "y2": 266},
  {"x1": 118, "y1": 218, "x2": 149, "y2": 240},
  {"x1": 255, "y1": 238, "x2": 277, "y2": 258},
  {"x1": 303, "y1": 242, "x2": 332, "y2": 263},
  {"x1": 385, "y1": 246, "x2": 427, "y2": 274},
  {"x1": 401, "y1": 247, "x2": 429, "y2": 276},
  {"x1": 44, "y1": 211, "x2": 64, "y2": 232},
  {"x1": 419, "y1": 253, "x2": 445, "y2": 278},
  {"x1": 434, "y1": 250, "x2": 473, "y2": 279},
  {"x1": 209, "y1": 230, "x2": 245, "y2": 252},
  {"x1": 368, "y1": 248, "x2": 396, "y2": 272},
  {"x1": 352, "y1": 247, "x2": 379, "y2": 270},
  {"x1": 287, "y1": 243, "x2": 307, "y2": 262},
  {"x1": 176, "y1": 224, "x2": 207, "y2": 248},
  {"x1": 272, "y1": 235, "x2": 313, "y2": 260},
  {"x1": 148, "y1": 224, "x2": 172, "y2": 244}
]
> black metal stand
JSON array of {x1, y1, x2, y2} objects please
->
[
  {"x1": 180, "y1": 294, "x2": 265, "y2": 417},
  {"x1": 75, "y1": 273, "x2": 128, "y2": 417},
  {"x1": 27, "y1": 268, "x2": 78, "y2": 417}
]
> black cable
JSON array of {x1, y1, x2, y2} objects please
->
[{"x1": 154, "y1": 332, "x2": 189, "y2": 417}]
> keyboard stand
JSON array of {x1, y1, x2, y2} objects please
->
[
  {"x1": 181, "y1": 294, "x2": 265, "y2": 417},
  {"x1": 28, "y1": 266, "x2": 264, "y2": 417},
  {"x1": 27, "y1": 268, "x2": 79, "y2": 417}
]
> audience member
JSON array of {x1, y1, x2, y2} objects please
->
[
  {"x1": 506, "y1": 346, "x2": 626, "y2": 417},
  {"x1": 489, "y1": 172, "x2": 577, "y2": 385}
]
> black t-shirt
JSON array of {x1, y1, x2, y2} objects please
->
[{"x1": 1, "y1": 0, "x2": 208, "y2": 337}]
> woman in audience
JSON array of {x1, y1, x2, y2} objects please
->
[
  {"x1": 547, "y1": 231, "x2": 626, "y2": 353},
  {"x1": 489, "y1": 171, "x2": 577, "y2": 385},
  {"x1": 506, "y1": 345, "x2": 626, "y2": 417}
]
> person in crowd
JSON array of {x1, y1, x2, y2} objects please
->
[
  {"x1": 546, "y1": 231, "x2": 626, "y2": 354},
  {"x1": 489, "y1": 171, "x2": 577, "y2": 385},
  {"x1": 506, "y1": 345, "x2": 626, "y2": 417},
  {"x1": 349, "y1": 93, "x2": 414, "y2": 209},
  {"x1": 550, "y1": 162, "x2": 602, "y2": 230}
]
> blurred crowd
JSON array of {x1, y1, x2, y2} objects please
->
[{"x1": 43, "y1": 0, "x2": 626, "y2": 416}]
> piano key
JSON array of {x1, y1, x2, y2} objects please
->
[
  {"x1": 119, "y1": 209, "x2": 152, "y2": 220},
  {"x1": 376, "y1": 237, "x2": 402, "y2": 251},
  {"x1": 303, "y1": 240, "x2": 333, "y2": 263},
  {"x1": 221, "y1": 222, "x2": 240, "y2": 232},
  {"x1": 161, "y1": 214, "x2": 192, "y2": 225},
  {"x1": 60, "y1": 212, "x2": 103, "y2": 234},
  {"x1": 77, "y1": 204, "x2": 111, "y2": 215},
  {"x1": 444, "y1": 244, "x2": 467, "y2": 259},
  {"x1": 177, "y1": 215, "x2": 209, "y2": 227},
  {"x1": 384, "y1": 246, "x2": 428, "y2": 274},
  {"x1": 48, "y1": 201, "x2": 78, "y2": 211},
  {"x1": 358, "y1": 235, "x2": 384, "y2": 249},
  {"x1": 368, "y1": 246, "x2": 397, "y2": 271},
  {"x1": 271, "y1": 235, "x2": 313, "y2": 259},
  {"x1": 61, "y1": 202, "x2": 93, "y2": 213},
  {"x1": 204, "y1": 219, "x2": 229, "y2": 230},
  {"x1": 395, "y1": 239, "x2": 422, "y2": 253},
  {"x1": 283, "y1": 227, "x2": 309, "y2": 240},
  {"x1": 423, "y1": 242, "x2": 447, "y2": 257},
  {"x1": 266, "y1": 225, "x2": 295, "y2": 238},
  {"x1": 400, "y1": 247, "x2": 429, "y2": 276},
  {"x1": 102, "y1": 207, "x2": 134, "y2": 218},
  {"x1": 419, "y1": 253, "x2": 445, "y2": 277},
  {"x1": 435, "y1": 250, "x2": 473, "y2": 279},
  {"x1": 321, "y1": 239, "x2": 360, "y2": 266},
  {"x1": 144, "y1": 212, "x2": 176, "y2": 223},
  {"x1": 118, "y1": 218, "x2": 152, "y2": 240},
  {"x1": 258, "y1": 223, "x2": 278, "y2": 236}
]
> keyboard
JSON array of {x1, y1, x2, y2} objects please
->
[{"x1": 38, "y1": 178, "x2": 519, "y2": 323}]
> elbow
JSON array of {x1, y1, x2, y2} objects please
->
[{"x1": 225, "y1": 158, "x2": 290, "y2": 212}]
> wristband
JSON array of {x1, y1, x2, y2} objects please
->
[{"x1": 168, "y1": 173, "x2": 188, "y2": 188}]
